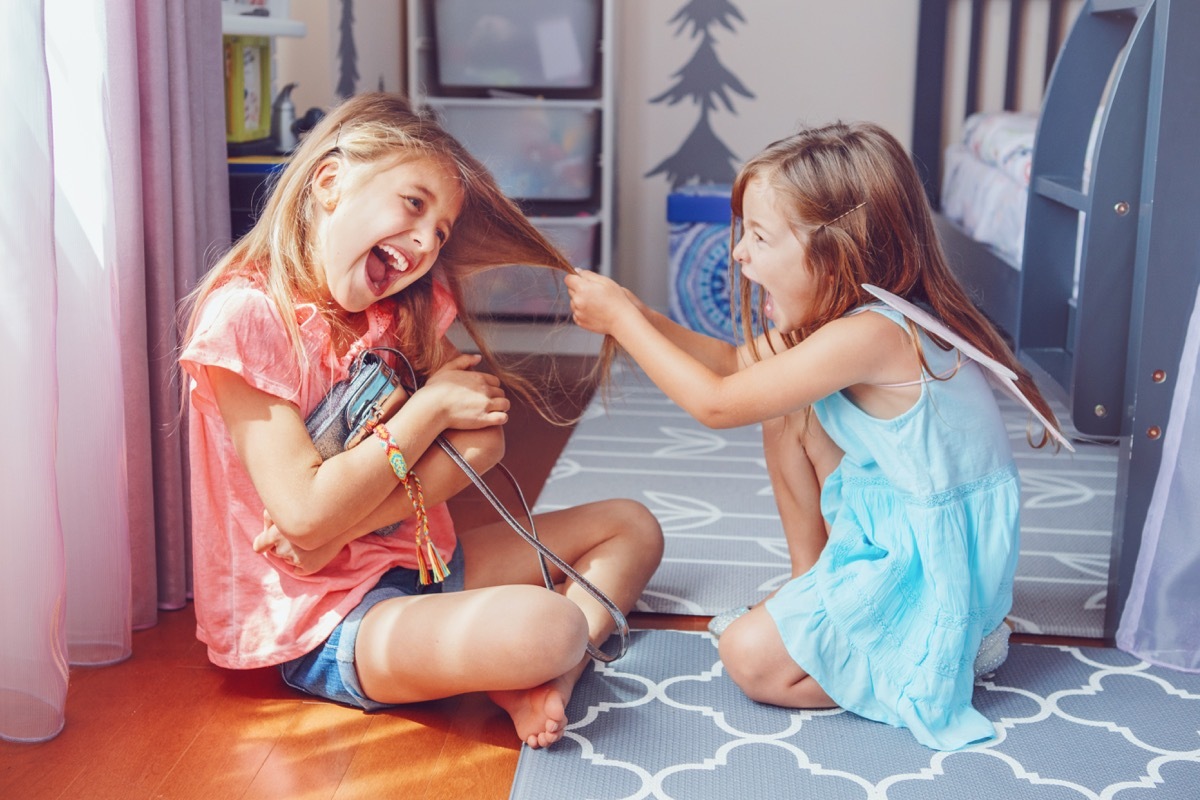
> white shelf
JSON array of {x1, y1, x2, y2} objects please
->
[
  {"x1": 221, "y1": 1, "x2": 305, "y2": 37},
  {"x1": 222, "y1": 14, "x2": 306, "y2": 38},
  {"x1": 447, "y1": 320, "x2": 604, "y2": 357}
]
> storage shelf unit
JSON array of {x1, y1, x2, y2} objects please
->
[{"x1": 405, "y1": 0, "x2": 615, "y2": 320}]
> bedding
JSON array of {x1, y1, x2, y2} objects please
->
[{"x1": 940, "y1": 111, "x2": 1037, "y2": 268}]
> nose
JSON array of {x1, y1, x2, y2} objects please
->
[
  {"x1": 732, "y1": 234, "x2": 748, "y2": 264},
  {"x1": 411, "y1": 222, "x2": 440, "y2": 254}
]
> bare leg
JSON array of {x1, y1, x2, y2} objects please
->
[
  {"x1": 719, "y1": 412, "x2": 844, "y2": 706},
  {"x1": 718, "y1": 605, "x2": 837, "y2": 709},
  {"x1": 468, "y1": 499, "x2": 662, "y2": 747},
  {"x1": 761, "y1": 411, "x2": 843, "y2": 577},
  {"x1": 355, "y1": 498, "x2": 662, "y2": 748}
]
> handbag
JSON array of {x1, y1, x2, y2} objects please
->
[{"x1": 304, "y1": 346, "x2": 629, "y2": 662}]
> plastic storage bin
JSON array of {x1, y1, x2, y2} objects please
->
[
  {"x1": 431, "y1": 100, "x2": 598, "y2": 201},
  {"x1": 668, "y1": 185, "x2": 742, "y2": 343},
  {"x1": 465, "y1": 217, "x2": 598, "y2": 318},
  {"x1": 433, "y1": 0, "x2": 599, "y2": 90}
]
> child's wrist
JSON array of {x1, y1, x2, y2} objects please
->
[
  {"x1": 386, "y1": 385, "x2": 447, "y2": 430},
  {"x1": 612, "y1": 305, "x2": 645, "y2": 340}
]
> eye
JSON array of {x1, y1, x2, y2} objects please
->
[
  {"x1": 405, "y1": 195, "x2": 425, "y2": 212},
  {"x1": 435, "y1": 228, "x2": 447, "y2": 245}
]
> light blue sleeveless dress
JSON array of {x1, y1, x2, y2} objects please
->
[{"x1": 764, "y1": 305, "x2": 1020, "y2": 751}]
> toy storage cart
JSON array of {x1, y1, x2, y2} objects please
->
[{"x1": 407, "y1": 0, "x2": 614, "y2": 321}]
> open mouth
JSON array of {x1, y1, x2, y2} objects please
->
[{"x1": 366, "y1": 243, "x2": 410, "y2": 295}]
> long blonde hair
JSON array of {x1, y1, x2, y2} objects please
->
[
  {"x1": 731, "y1": 121, "x2": 1058, "y2": 447},
  {"x1": 184, "y1": 92, "x2": 587, "y2": 417}
]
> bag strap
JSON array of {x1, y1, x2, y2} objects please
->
[
  {"x1": 434, "y1": 436, "x2": 629, "y2": 663},
  {"x1": 373, "y1": 347, "x2": 630, "y2": 663}
]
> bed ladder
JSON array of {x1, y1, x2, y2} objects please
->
[
  {"x1": 1021, "y1": 0, "x2": 1200, "y2": 639},
  {"x1": 1020, "y1": 0, "x2": 1150, "y2": 438}
]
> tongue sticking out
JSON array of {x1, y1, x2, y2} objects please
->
[{"x1": 367, "y1": 247, "x2": 398, "y2": 295}]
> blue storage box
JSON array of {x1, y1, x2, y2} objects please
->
[{"x1": 668, "y1": 185, "x2": 738, "y2": 342}]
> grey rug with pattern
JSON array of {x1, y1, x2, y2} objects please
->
[
  {"x1": 509, "y1": 630, "x2": 1200, "y2": 800},
  {"x1": 534, "y1": 364, "x2": 1118, "y2": 638}
]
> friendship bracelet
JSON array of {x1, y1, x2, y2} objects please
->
[
  {"x1": 371, "y1": 424, "x2": 449, "y2": 584},
  {"x1": 373, "y1": 424, "x2": 409, "y2": 481}
]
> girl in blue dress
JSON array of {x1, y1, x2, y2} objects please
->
[{"x1": 565, "y1": 121, "x2": 1067, "y2": 750}]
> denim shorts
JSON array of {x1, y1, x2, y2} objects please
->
[{"x1": 280, "y1": 545, "x2": 464, "y2": 711}]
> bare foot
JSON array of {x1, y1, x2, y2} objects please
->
[{"x1": 488, "y1": 675, "x2": 572, "y2": 748}]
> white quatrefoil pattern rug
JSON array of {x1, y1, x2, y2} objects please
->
[{"x1": 509, "y1": 630, "x2": 1200, "y2": 800}]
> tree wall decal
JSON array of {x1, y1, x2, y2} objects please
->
[
  {"x1": 336, "y1": 0, "x2": 358, "y2": 99},
  {"x1": 646, "y1": 0, "x2": 755, "y2": 188}
]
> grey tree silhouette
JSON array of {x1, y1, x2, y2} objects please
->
[
  {"x1": 646, "y1": 0, "x2": 755, "y2": 188},
  {"x1": 336, "y1": 0, "x2": 358, "y2": 98}
]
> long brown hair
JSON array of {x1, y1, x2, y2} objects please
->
[
  {"x1": 731, "y1": 121, "x2": 1057, "y2": 447},
  {"x1": 183, "y1": 92, "x2": 593, "y2": 420}
]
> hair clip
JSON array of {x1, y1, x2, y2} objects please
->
[{"x1": 819, "y1": 201, "x2": 867, "y2": 231}]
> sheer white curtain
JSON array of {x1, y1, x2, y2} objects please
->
[
  {"x1": 0, "y1": 0, "x2": 228, "y2": 742},
  {"x1": 1117, "y1": 278, "x2": 1200, "y2": 672}
]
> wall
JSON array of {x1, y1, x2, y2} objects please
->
[
  {"x1": 616, "y1": 0, "x2": 917, "y2": 308},
  {"x1": 274, "y1": 0, "x2": 920, "y2": 312},
  {"x1": 275, "y1": 0, "x2": 402, "y2": 119}
]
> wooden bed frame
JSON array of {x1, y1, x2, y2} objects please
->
[{"x1": 911, "y1": 0, "x2": 1200, "y2": 640}]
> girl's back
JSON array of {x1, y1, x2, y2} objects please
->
[{"x1": 815, "y1": 306, "x2": 1016, "y2": 497}]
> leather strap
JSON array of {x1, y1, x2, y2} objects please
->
[{"x1": 373, "y1": 346, "x2": 630, "y2": 663}]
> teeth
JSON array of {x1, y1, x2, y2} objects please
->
[{"x1": 377, "y1": 243, "x2": 408, "y2": 272}]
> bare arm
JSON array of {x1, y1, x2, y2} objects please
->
[
  {"x1": 211, "y1": 351, "x2": 510, "y2": 551},
  {"x1": 614, "y1": 286, "x2": 742, "y2": 375},
  {"x1": 566, "y1": 271, "x2": 913, "y2": 428},
  {"x1": 254, "y1": 425, "x2": 503, "y2": 574}
]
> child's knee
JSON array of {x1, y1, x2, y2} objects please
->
[
  {"x1": 719, "y1": 626, "x2": 762, "y2": 693},
  {"x1": 718, "y1": 615, "x2": 783, "y2": 701},
  {"x1": 597, "y1": 498, "x2": 664, "y2": 557},
  {"x1": 617, "y1": 499, "x2": 665, "y2": 564},
  {"x1": 515, "y1": 589, "x2": 589, "y2": 670},
  {"x1": 761, "y1": 414, "x2": 806, "y2": 461}
]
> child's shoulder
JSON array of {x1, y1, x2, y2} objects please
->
[
  {"x1": 805, "y1": 305, "x2": 917, "y2": 378},
  {"x1": 817, "y1": 303, "x2": 908, "y2": 345},
  {"x1": 195, "y1": 273, "x2": 277, "y2": 327},
  {"x1": 843, "y1": 302, "x2": 907, "y2": 328}
]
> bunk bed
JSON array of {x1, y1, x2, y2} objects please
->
[{"x1": 911, "y1": 0, "x2": 1200, "y2": 639}]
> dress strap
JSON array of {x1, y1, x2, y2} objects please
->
[{"x1": 875, "y1": 350, "x2": 963, "y2": 388}]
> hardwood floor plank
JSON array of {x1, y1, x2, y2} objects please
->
[
  {"x1": 211, "y1": 701, "x2": 373, "y2": 800},
  {"x1": 47, "y1": 662, "x2": 225, "y2": 799}
]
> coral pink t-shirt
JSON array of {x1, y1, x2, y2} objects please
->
[{"x1": 180, "y1": 276, "x2": 459, "y2": 669}]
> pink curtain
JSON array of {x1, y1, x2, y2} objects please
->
[{"x1": 0, "y1": 0, "x2": 228, "y2": 742}]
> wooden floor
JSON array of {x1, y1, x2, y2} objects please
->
[{"x1": 0, "y1": 354, "x2": 1101, "y2": 800}]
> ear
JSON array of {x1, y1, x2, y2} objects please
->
[{"x1": 311, "y1": 156, "x2": 342, "y2": 212}]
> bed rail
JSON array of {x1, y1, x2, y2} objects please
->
[{"x1": 913, "y1": 0, "x2": 1074, "y2": 207}]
